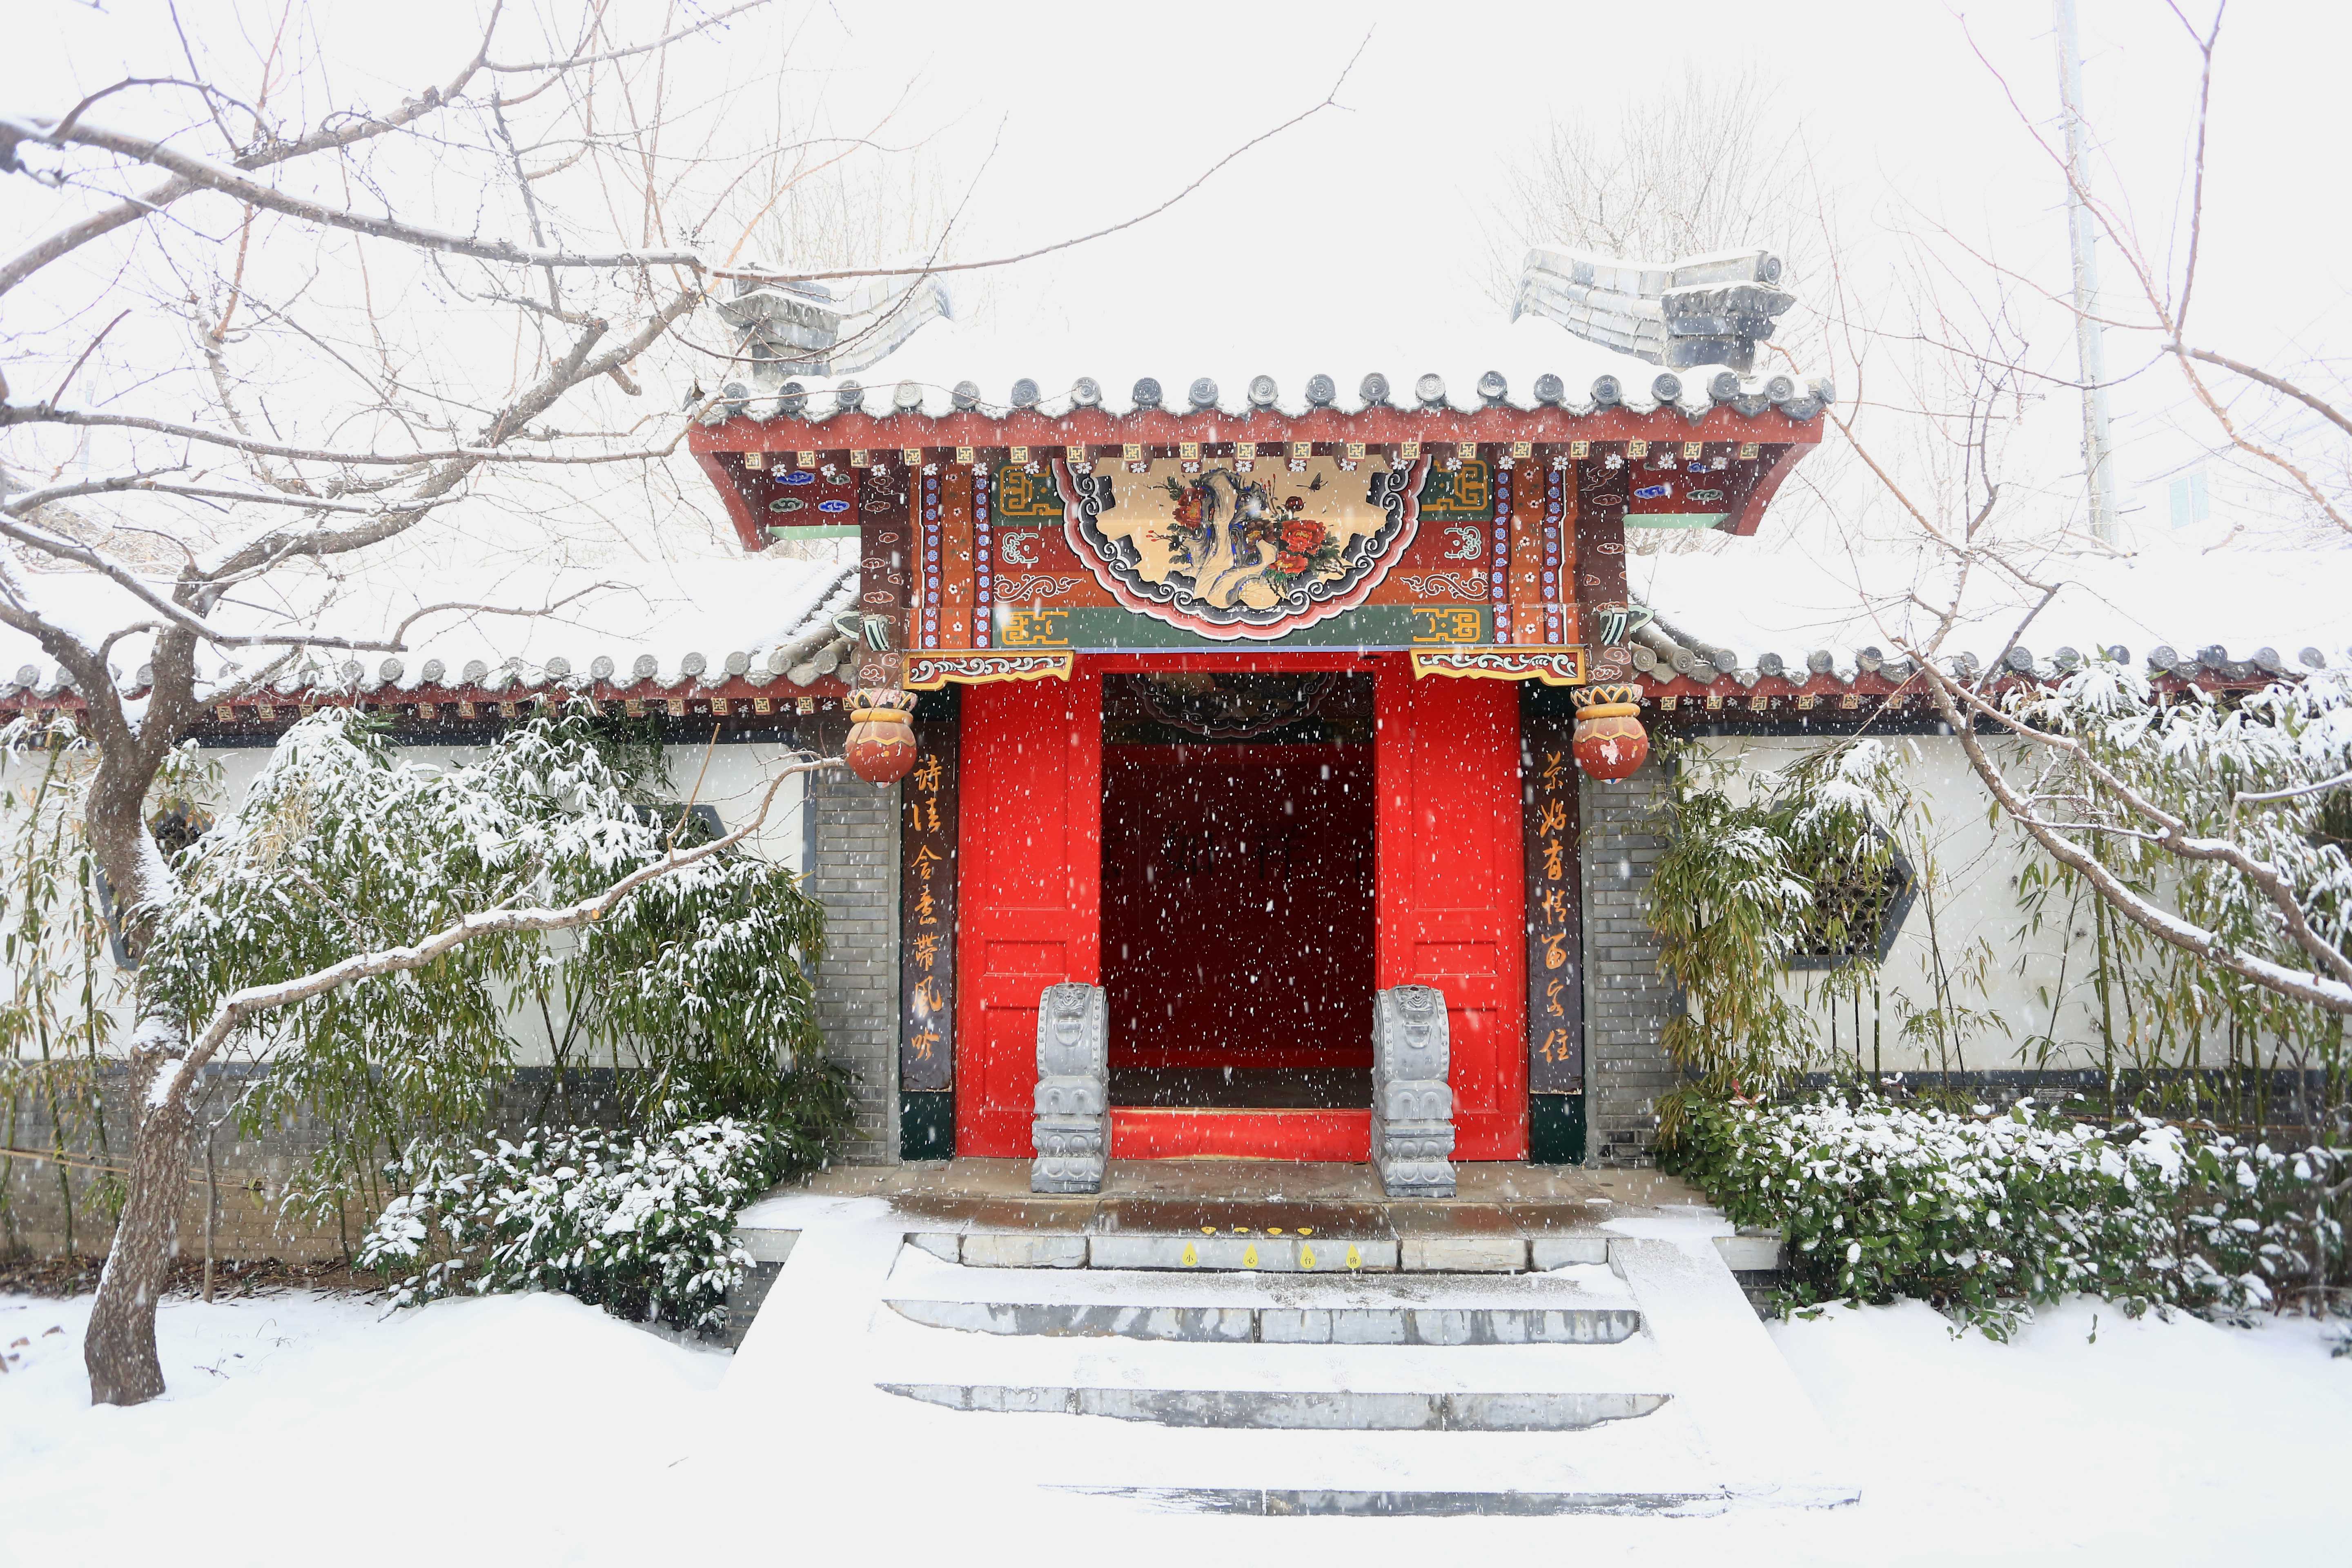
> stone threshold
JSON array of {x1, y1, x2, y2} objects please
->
[
  {"x1": 739, "y1": 1157, "x2": 1783, "y2": 1276},
  {"x1": 900, "y1": 1227, "x2": 1780, "y2": 1274}
]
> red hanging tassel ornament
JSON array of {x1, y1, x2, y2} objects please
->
[{"x1": 1571, "y1": 682, "x2": 1649, "y2": 780}]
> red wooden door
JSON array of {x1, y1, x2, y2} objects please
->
[
  {"x1": 1374, "y1": 659, "x2": 1528, "y2": 1158},
  {"x1": 954, "y1": 670, "x2": 1103, "y2": 1155}
]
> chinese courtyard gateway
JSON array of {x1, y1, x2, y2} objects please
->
[{"x1": 689, "y1": 382, "x2": 1823, "y2": 1177}]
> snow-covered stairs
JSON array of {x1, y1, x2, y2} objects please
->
[
  {"x1": 874, "y1": 1247, "x2": 1666, "y2": 1434},
  {"x1": 717, "y1": 1172, "x2": 1858, "y2": 1519},
  {"x1": 832, "y1": 1230, "x2": 1859, "y2": 1512}
]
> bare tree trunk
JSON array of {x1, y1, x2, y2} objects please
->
[{"x1": 83, "y1": 1031, "x2": 191, "y2": 1406}]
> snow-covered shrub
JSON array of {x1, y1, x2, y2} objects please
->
[
  {"x1": 1670, "y1": 1091, "x2": 2346, "y2": 1336},
  {"x1": 2002, "y1": 659, "x2": 2352, "y2": 1123},
  {"x1": 2175, "y1": 1136, "x2": 2348, "y2": 1315},
  {"x1": 357, "y1": 1118, "x2": 791, "y2": 1332},
  {"x1": 141, "y1": 703, "x2": 843, "y2": 1223}
]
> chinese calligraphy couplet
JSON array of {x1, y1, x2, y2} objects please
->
[
  {"x1": 1521, "y1": 702, "x2": 1584, "y2": 1094},
  {"x1": 900, "y1": 696, "x2": 959, "y2": 1093}
]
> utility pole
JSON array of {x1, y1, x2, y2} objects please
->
[{"x1": 2056, "y1": 0, "x2": 2120, "y2": 546}]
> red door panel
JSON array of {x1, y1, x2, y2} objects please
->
[
  {"x1": 954, "y1": 672, "x2": 1102, "y2": 1156},
  {"x1": 1374, "y1": 660, "x2": 1528, "y2": 1158}
]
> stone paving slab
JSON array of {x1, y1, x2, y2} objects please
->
[
  {"x1": 1384, "y1": 1201, "x2": 1530, "y2": 1236},
  {"x1": 1531, "y1": 1236, "x2": 1613, "y2": 1269},
  {"x1": 966, "y1": 1196, "x2": 1096, "y2": 1232},
  {"x1": 961, "y1": 1233, "x2": 1087, "y2": 1269},
  {"x1": 747, "y1": 1158, "x2": 1778, "y2": 1279},
  {"x1": 1400, "y1": 1235, "x2": 1530, "y2": 1272}
]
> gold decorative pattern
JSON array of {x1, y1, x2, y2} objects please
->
[
  {"x1": 1410, "y1": 648, "x2": 1588, "y2": 686},
  {"x1": 902, "y1": 651, "x2": 1075, "y2": 690}
]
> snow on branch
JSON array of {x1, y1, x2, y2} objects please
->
[
  {"x1": 162, "y1": 748, "x2": 844, "y2": 1087},
  {"x1": 1914, "y1": 658, "x2": 2352, "y2": 1016}
]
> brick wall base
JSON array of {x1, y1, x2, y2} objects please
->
[
  {"x1": 1581, "y1": 756, "x2": 1684, "y2": 1166},
  {"x1": 807, "y1": 765, "x2": 900, "y2": 1162},
  {"x1": 1, "y1": 1067, "x2": 635, "y2": 1263}
]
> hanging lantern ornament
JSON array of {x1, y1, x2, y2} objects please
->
[
  {"x1": 1571, "y1": 682, "x2": 1649, "y2": 780},
  {"x1": 845, "y1": 686, "x2": 919, "y2": 783}
]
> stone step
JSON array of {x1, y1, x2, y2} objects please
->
[
  {"x1": 886, "y1": 1296, "x2": 1642, "y2": 1345},
  {"x1": 1049, "y1": 1484, "x2": 1727, "y2": 1517},
  {"x1": 877, "y1": 1382, "x2": 1671, "y2": 1432},
  {"x1": 905, "y1": 1226, "x2": 1782, "y2": 1274},
  {"x1": 865, "y1": 1257, "x2": 1673, "y2": 1433},
  {"x1": 882, "y1": 1232, "x2": 1644, "y2": 1319}
]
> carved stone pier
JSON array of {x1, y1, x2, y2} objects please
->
[
  {"x1": 1371, "y1": 985, "x2": 1457, "y2": 1198},
  {"x1": 1031, "y1": 983, "x2": 1109, "y2": 1194}
]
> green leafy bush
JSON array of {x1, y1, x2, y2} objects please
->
[
  {"x1": 357, "y1": 1110, "x2": 833, "y2": 1332},
  {"x1": 1668, "y1": 1090, "x2": 2346, "y2": 1336},
  {"x1": 141, "y1": 704, "x2": 834, "y2": 1223},
  {"x1": 1648, "y1": 740, "x2": 1911, "y2": 1129}
]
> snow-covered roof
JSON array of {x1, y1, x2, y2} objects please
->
[
  {"x1": 705, "y1": 300, "x2": 1830, "y2": 427},
  {"x1": 1, "y1": 558, "x2": 860, "y2": 707},
  {"x1": 1631, "y1": 543, "x2": 2350, "y2": 694}
]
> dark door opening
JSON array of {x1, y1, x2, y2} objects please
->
[{"x1": 1100, "y1": 673, "x2": 1376, "y2": 1111}]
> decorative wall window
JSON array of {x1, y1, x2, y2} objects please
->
[{"x1": 1785, "y1": 826, "x2": 1916, "y2": 970}]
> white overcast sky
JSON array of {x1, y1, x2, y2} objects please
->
[{"x1": 7, "y1": 1, "x2": 2345, "y2": 542}]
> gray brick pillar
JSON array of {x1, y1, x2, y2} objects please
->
[
  {"x1": 808, "y1": 766, "x2": 900, "y2": 1162},
  {"x1": 1581, "y1": 755, "x2": 1681, "y2": 1166}
]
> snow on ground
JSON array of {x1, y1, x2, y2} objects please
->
[
  {"x1": 4, "y1": 1212, "x2": 2348, "y2": 1568},
  {"x1": 0, "y1": 1288, "x2": 731, "y2": 1568}
]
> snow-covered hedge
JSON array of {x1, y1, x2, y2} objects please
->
[
  {"x1": 1670, "y1": 1092, "x2": 2345, "y2": 1336},
  {"x1": 356, "y1": 1118, "x2": 789, "y2": 1332}
]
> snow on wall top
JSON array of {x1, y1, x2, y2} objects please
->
[
  {"x1": 1, "y1": 556, "x2": 858, "y2": 704},
  {"x1": 1630, "y1": 542, "x2": 2352, "y2": 687}
]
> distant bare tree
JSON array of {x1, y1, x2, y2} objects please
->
[
  {"x1": 1487, "y1": 65, "x2": 1824, "y2": 307},
  {"x1": 1488, "y1": 65, "x2": 1837, "y2": 557}
]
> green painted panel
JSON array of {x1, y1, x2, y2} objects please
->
[
  {"x1": 1530, "y1": 1092, "x2": 1586, "y2": 1165},
  {"x1": 989, "y1": 464, "x2": 1067, "y2": 521},
  {"x1": 900, "y1": 1090, "x2": 954, "y2": 1161},
  {"x1": 1415, "y1": 459, "x2": 1495, "y2": 521}
]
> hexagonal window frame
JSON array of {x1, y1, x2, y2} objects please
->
[{"x1": 1785, "y1": 823, "x2": 1917, "y2": 970}]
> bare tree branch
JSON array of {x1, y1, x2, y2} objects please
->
[
  {"x1": 3, "y1": 403, "x2": 693, "y2": 467},
  {"x1": 2176, "y1": 346, "x2": 2352, "y2": 442},
  {"x1": 485, "y1": 0, "x2": 775, "y2": 74},
  {"x1": 0, "y1": 2, "x2": 507, "y2": 298}
]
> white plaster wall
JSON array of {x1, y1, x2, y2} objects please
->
[
  {"x1": 1695, "y1": 733, "x2": 2235, "y2": 1076},
  {"x1": 3, "y1": 739, "x2": 811, "y2": 1065}
]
